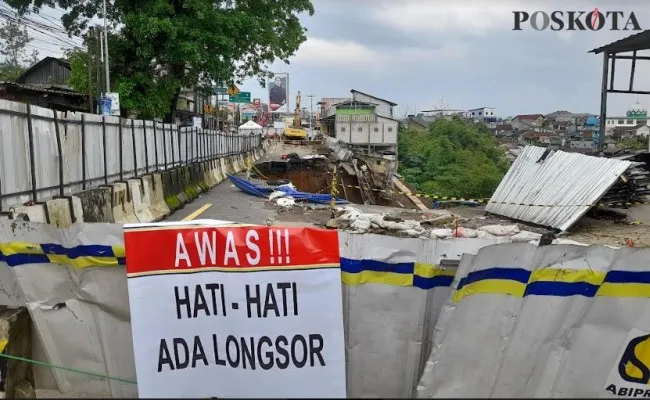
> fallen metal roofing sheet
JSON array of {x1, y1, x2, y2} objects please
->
[{"x1": 485, "y1": 146, "x2": 633, "y2": 232}]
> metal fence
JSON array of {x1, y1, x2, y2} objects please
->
[{"x1": 0, "y1": 99, "x2": 262, "y2": 211}]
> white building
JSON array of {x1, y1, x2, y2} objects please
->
[
  {"x1": 605, "y1": 101, "x2": 650, "y2": 133},
  {"x1": 350, "y1": 89, "x2": 396, "y2": 119},
  {"x1": 320, "y1": 91, "x2": 400, "y2": 154},
  {"x1": 466, "y1": 107, "x2": 497, "y2": 122}
]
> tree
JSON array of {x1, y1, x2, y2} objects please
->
[
  {"x1": 7, "y1": 0, "x2": 314, "y2": 120},
  {"x1": 0, "y1": 19, "x2": 39, "y2": 80},
  {"x1": 398, "y1": 117, "x2": 509, "y2": 198}
]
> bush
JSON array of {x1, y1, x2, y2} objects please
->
[{"x1": 398, "y1": 117, "x2": 509, "y2": 198}]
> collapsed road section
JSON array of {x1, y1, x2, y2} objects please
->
[{"x1": 246, "y1": 140, "x2": 418, "y2": 209}]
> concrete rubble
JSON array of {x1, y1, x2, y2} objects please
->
[{"x1": 334, "y1": 205, "x2": 545, "y2": 242}]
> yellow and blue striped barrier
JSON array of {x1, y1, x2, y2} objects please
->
[
  {"x1": 341, "y1": 258, "x2": 456, "y2": 289},
  {"x1": 0, "y1": 242, "x2": 124, "y2": 268},
  {"x1": 1, "y1": 242, "x2": 650, "y2": 299},
  {"x1": 453, "y1": 267, "x2": 650, "y2": 302}
]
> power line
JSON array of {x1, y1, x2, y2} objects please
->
[{"x1": 0, "y1": 2, "x2": 83, "y2": 49}]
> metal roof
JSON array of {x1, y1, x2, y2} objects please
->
[
  {"x1": 590, "y1": 30, "x2": 650, "y2": 54},
  {"x1": 485, "y1": 146, "x2": 633, "y2": 232}
]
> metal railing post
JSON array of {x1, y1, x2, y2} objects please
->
[
  {"x1": 53, "y1": 111, "x2": 64, "y2": 197},
  {"x1": 26, "y1": 104, "x2": 38, "y2": 202},
  {"x1": 118, "y1": 117, "x2": 124, "y2": 181},
  {"x1": 102, "y1": 116, "x2": 108, "y2": 184},
  {"x1": 81, "y1": 114, "x2": 87, "y2": 189},
  {"x1": 131, "y1": 119, "x2": 138, "y2": 177},
  {"x1": 143, "y1": 120, "x2": 149, "y2": 174}
]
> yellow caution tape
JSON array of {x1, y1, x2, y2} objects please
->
[{"x1": 342, "y1": 185, "x2": 648, "y2": 208}]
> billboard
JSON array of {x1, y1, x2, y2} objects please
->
[{"x1": 268, "y1": 73, "x2": 289, "y2": 113}]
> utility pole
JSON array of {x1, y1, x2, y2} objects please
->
[
  {"x1": 96, "y1": 28, "x2": 102, "y2": 112},
  {"x1": 86, "y1": 28, "x2": 93, "y2": 112},
  {"x1": 98, "y1": 29, "x2": 104, "y2": 94},
  {"x1": 102, "y1": 0, "x2": 110, "y2": 92},
  {"x1": 306, "y1": 94, "x2": 314, "y2": 132}
]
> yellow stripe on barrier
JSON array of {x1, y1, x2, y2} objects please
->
[
  {"x1": 112, "y1": 246, "x2": 126, "y2": 258},
  {"x1": 596, "y1": 283, "x2": 650, "y2": 298},
  {"x1": 45, "y1": 255, "x2": 121, "y2": 269},
  {"x1": 341, "y1": 270, "x2": 414, "y2": 287},
  {"x1": 453, "y1": 280, "x2": 527, "y2": 303},
  {"x1": 0, "y1": 242, "x2": 45, "y2": 256},
  {"x1": 529, "y1": 268, "x2": 606, "y2": 286},
  {"x1": 414, "y1": 262, "x2": 455, "y2": 279}
]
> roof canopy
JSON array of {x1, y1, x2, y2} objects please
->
[
  {"x1": 238, "y1": 120, "x2": 262, "y2": 129},
  {"x1": 590, "y1": 30, "x2": 650, "y2": 54}
]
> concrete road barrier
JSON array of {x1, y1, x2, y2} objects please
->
[
  {"x1": 219, "y1": 158, "x2": 227, "y2": 178},
  {"x1": 160, "y1": 170, "x2": 182, "y2": 211},
  {"x1": 197, "y1": 163, "x2": 210, "y2": 191},
  {"x1": 183, "y1": 166, "x2": 200, "y2": 201},
  {"x1": 212, "y1": 162, "x2": 224, "y2": 184},
  {"x1": 149, "y1": 173, "x2": 170, "y2": 219},
  {"x1": 74, "y1": 188, "x2": 114, "y2": 223},
  {"x1": 45, "y1": 197, "x2": 84, "y2": 228},
  {"x1": 110, "y1": 182, "x2": 138, "y2": 224},
  {"x1": 140, "y1": 175, "x2": 168, "y2": 222},
  {"x1": 204, "y1": 161, "x2": 217, "y2": 188},
  {"x1": 9, "y1": 204, "x2": 48, "y2": 223},
  {"x1": 128, "y1": 179, "x2": 156, "y2": 223}
]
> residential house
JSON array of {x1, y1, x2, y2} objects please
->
[
  {"x1": 350, "y1": 89, "x2": 396, "y2": 119},
  {"x1": 320, "y1": 99, "x2": 399, "y2": 154},
  {"x1": 175, "y1": 88, "x2": 213, "y2": 127},
  {"x1": 511, "y1": 114, "x2": 545, "y2": 131},
  {"x1": 495, "y1": 123, "x2": 513, "y2": 134},
  {"x1": 612, "y1": 123, "x2": 650, "y2": 139},
  {"x1": 519, "y1": 131, "x2": 550, "y2": 145},
  {"x1": 466, "y1": 107, "x2": 497, "y2": 123},
  {"x1": 570, "y1": 139, "x2": 596, "y2": 150},
  {"x1": 0, "y1": 57, "x2": 87, "y2": 112},
  {"x1": 401, "y1": 114, "x2": 432, "y2": 131}
]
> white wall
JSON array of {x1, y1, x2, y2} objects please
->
[
  {"x1": 350, "y1": 122, "x2": 370, "y2": 144},
  {"x1": 351, "y1": 92, "x2": 394, "y2": 119},
  {"x1": 0, "y1": 99, "x2": 259, "y2": 210}
]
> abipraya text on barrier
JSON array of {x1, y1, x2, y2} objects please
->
[{"x1": 124, "y1": 220, "x2": 347, "y2": 398}]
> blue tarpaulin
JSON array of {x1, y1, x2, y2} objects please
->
[{"x1": 227, "y1": 174, "x2": 348, "y2": 205}]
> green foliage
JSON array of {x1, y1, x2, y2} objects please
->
[
  {"x1": 8, "y1": 0, "x2": 314, "y2": 119},
  {"x1": 398, "y1": 117, "x2": 509, "y2": 198},
  {"x1": 616, "y1": 137, "x2": 647, "y2": 150},
  {"x1": 0, "y1": 19, "x2": 38, "y2": 80}
]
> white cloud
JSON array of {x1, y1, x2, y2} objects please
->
[
  {"x1": 370, "y1": 0, "x2": 532, "y2": 36},
  {"x1": 291, "y1": 38, "x2": 381, "y2": 69},
  {"x1": 290, "y1": 37, "x2": 469, "y2": 73}
]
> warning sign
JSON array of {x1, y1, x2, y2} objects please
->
[{"x1": 124, "y1": 221, "x2": 347, "y2": 398}]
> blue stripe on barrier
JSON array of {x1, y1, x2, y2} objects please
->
[
  {"x1": 457, "y1": 267, "x2": 531, "y2": 290},
  {"x1": 40, "y1": 244, "x2": 118, "y2": 259},
  {"x1": 524, "y1": 281, "x2": 600, "y2": 297},
  {"x1": 413, "y1": 275, "x2": 454, "y2": 290},
  {"x1": 604, "y1": 270, "x2": 650, "y2": 284},
  {"x1": 340, "y1": 258, "x2": 414, "y2": 275}
]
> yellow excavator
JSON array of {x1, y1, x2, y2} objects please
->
[{"x1": 284, "y1": 91, "x2": 308, "y2": 140}]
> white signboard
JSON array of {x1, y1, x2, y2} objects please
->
[
  {"x1": 124, "y1": 221, "x2": 347, "y2": 398},
  {"x1": 105, "y1": 92, "x2": 120, "y2": 116}
]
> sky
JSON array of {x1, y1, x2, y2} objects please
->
[{"x1": 11, "y1": 0, "x2": 650, "y2": 118}]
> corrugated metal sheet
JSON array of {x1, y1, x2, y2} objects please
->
[{"x1": 485, "y1": 145, "x2": 633, "y2": 231}]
